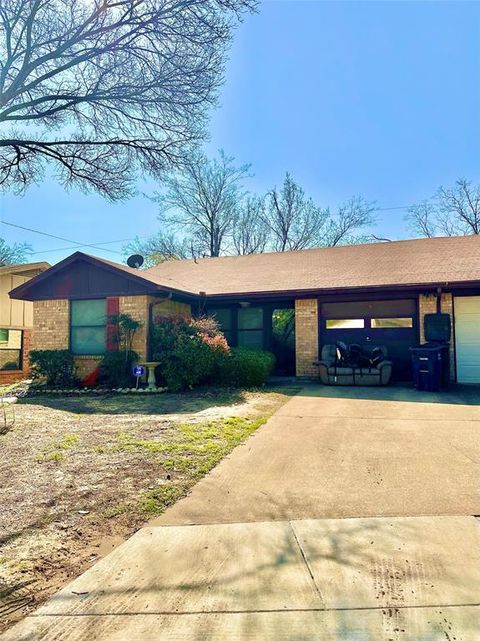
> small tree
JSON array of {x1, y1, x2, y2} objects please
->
[{"x1": 407, "y1": 179, "x2": 480, "y2": 237}]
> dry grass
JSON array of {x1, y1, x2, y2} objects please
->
[{"x1": 0, "y1": 386, "x2": 298, "y2": 631}]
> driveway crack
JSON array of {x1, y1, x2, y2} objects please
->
[{"x1": 289, "y1": 521, "x2": 325, "y2": 608}]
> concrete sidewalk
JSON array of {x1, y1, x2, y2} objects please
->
[
  {"x1": 4, "y1": 516, "x2": 480, "y2": 640},
  {"x1": 153, "y1": 386, "x2": 480, "y2": 526}
]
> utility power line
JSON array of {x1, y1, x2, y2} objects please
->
[
  {"x1": 1, "y1": 203, "x2": 417, "y2": 258},
  {"x1": 0, "y1": 220, "x2": 129, "y2": 256}
]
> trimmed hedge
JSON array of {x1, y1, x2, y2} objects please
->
[
  {"x1": 30, "y1": 350, "x2": 78, "y2": 388},
  {"x1": 217, "y1": 348, "x2": 276, "y2": 388}
]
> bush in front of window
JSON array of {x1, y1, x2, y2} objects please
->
[
  {"x1": 30, "y1": 350, "x2": 78, "y2": 388},
  {"x1": 151, "y1": 315, "x2": 229, "y2": 392},
  {"x1": 216, "y1": 348, "x2": 276, "y2": 388},
  {"x1": 99, "y1": 350, "x2": 140, "y2": 388}
]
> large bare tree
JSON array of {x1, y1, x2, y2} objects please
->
[
  {"x1": 156, "y1": 150, "x2": 251, "y2": 257},
  {"x1": 264, "y1": 173, "x2": 375, "y2": 251},
  {"x1": 407, "y1": 179, "x2": 480, "y2": 237},
  {"x1": 0, "y1": 237, "x2": 31, "y2": 264},
  {"x1": 0, "y1": 0, "x2": 254, "y2": 198}
]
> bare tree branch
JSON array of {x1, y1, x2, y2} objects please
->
[
  {"x1": 232, "y1": 195, "x2": 268, "y2": 255},
  {"x1": 407, "y1": 179, "x2": 480, "y2": 238},
  {"x1": 156, "y1": 150, "x2": 251, "y2": 257},
  {"x1": 0, "y1": 0, "x2": 256, "y2": 198},
  {"x1": 263, "y1": 174, "x2": 375, "y2": 251},
  {"x1": 0, "y1": 236, "x2": 32, "y2": 264}
]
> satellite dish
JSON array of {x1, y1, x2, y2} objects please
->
[{"x1": 127, "y1": 254, "x2": 144, "y2": 269}]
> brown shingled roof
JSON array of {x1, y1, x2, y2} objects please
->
[{"x1": 140, "y1": 235, "x2": 480, "y2": 297}]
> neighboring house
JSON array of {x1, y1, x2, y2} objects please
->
[
  {"x1": 8, "y1": 235, "x2": 480, "y2": 384},
  {"x1": 1, "y1": 261, "x2": 50, "y2": 383}
]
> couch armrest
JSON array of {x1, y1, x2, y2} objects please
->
[
  {"x1": 315, "y1": 360, "x2": 330, "y2": 384},
  {"x1": 377, "y1": 360, "x2": 393, "y2": 385}
]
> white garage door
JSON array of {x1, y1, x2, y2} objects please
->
[{"x1": 455, "y1": 296, "x2": 480, "y2": 383}]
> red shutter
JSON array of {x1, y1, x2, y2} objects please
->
[{"x1": 106, "y1": 297, "x2": 120, "y2": 351}]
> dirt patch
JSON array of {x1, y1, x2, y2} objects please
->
[{"x1": 0, "y1": 386, "x2": 298, "y2": 632}]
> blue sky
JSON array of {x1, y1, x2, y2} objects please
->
[{"x1": 2, "y1": 0, "x2": 480, "y2": 265}]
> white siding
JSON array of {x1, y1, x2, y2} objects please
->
[{"x1": 454, "y1": 296, "x2": 480, "y2": 384}]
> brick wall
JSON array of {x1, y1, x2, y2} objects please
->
[
  {"x1": 26, "y1": 296, "x2": 192, "y2": 385},
  {"x1": 440, "y1": 292, "x2": 456, "y2": 381},
  {"x1": 418, "y1": 292, "x2": 455, "y2": 381},
  {"x1": 295, "y1": 299, "x2": 319, "y2": 377},
  {"x1": 118, "y1": 295, "x2": 190, "y2": 360},
  {"x1": 119, "y1": 295, "x2": 152, "y2": 360},
  {"x1": 32, "y1": 299, "x2": 70, "y2": 350}
]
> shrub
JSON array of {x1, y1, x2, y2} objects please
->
[
  {"x1": 217, "y1": 348, "x2": 276, "y2": 388},
  {"x1": 99, "y1": 350, "x2": 139, "y2": 388},
  {"x1": 30, "y1": 350, "x2": 78, "y2": 388},
  {"x1": 151, "y1": 315, "x2": 229, "y2": 392}
]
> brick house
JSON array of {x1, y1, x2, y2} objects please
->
[
  {"x1": 8, "y1": 235, "x2": 480, "y2": 384},
  {"x1": 0, "y1": 261, "x2": 50, "y2": 384}
]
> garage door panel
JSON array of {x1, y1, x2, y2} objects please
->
[
  {"x1": 320, "y1": 299, "x2": 417, "y2": 381},
  {"x1": 455, "y1": 296, "x2": 480, "y2": 384}
]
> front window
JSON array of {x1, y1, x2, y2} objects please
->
[
  {"x1": 70, "y1": 299, "x2": 106, "y2": 355},
  {"x1": 209, "y1": 308, "x2": 233, "y2": 345},
  {"x1": 238, "y1": 307, "x2": 264, "y2": 349},
  {"x1": 0, "y1": 329, "x2": 22, "y2": 370}
]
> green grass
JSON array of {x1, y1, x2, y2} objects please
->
[
  {"x1": 105, "y1": 415, "x2": 269, "y2": 516},
  {"x1": 36, "y1": 432, "x2": 80, "y2": 463}
]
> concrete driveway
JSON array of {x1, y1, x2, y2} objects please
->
[
  {"x1": 155, "y1": 384, "x2": 480, "y2": 526},
  {"x1": 4, "y1": 384, "x2": 480, "y2": 641}
]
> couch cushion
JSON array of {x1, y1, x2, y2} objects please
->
[{"x1": 327, "y1": 367, "x2": 354, "y2": 375}]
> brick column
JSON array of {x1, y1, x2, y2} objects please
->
[
  {"x1": 418, "y1": 293, "x2": 455, "y2": 381},
  {"x1": 441, "y1": 293, "x2": 456, "y2": 381},
  {"x1": 295, "y1": 299, "x2": 319, "y2": 377}
]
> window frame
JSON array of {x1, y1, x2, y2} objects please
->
[
  {"x1": 70, "y1": 298, "x2": 107, "y2": 356},
  {"x1": 0, "y1": 328, "x2": 23, "y2": 371},
  {"x1": 237, "y1": 306, "x2": 265, "y2": 350}
]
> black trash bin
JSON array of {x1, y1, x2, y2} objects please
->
[{"x1": 410, "y1": 313, "x2": 451, "y2": 391}]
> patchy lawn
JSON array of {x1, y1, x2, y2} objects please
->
[{"x1": 0, "y1": 386, "x2": 298, "y2": 632}]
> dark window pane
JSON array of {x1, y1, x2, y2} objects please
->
[
  {"x1": 209, "y1": 309, "x2": 232, "y2": 330},
  {"x1": 371, "y1": 317, "x2": 413, "y2": 328},
  {"x1": 71, "y1": 327, "x2": 106, "y2": 355},
  {"x1": 238, "y1": 330, "x2": 263, "y2": 349},
  {"x1": 326, "y1": 319, "x2": 364, "y2": 329},
  {"x1": 238, "y1": 307, "x2": 263, "y2": 330},
  {"x1": 71, "y1": 299, "x2": 106, "y2": 327}
]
